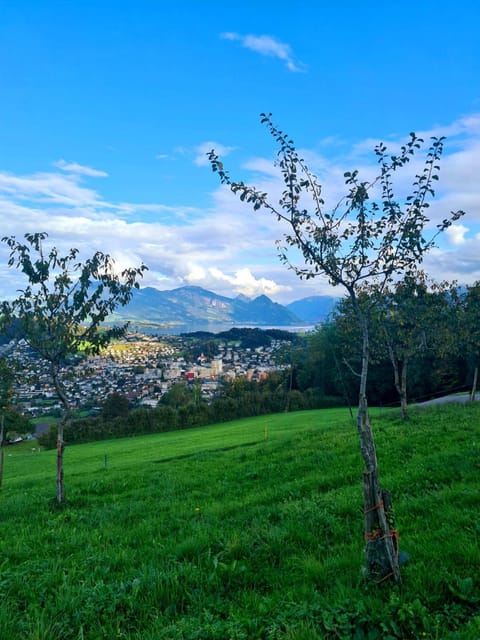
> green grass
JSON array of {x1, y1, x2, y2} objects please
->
[{"x1": 1, "y1": 405, "x2": 479, "y2": 639}]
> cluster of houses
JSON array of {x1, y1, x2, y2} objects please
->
[{"x1": 3, "y1": 332, "x2": 290, "y2": 419}]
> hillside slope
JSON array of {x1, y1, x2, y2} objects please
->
[{"x1": 2, "y1": 404, "x2": 479, "y2": 638}]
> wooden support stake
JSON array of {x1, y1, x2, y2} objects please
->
[{"x1": 363, "y1": 471, "x2": 400, "y2": 582}]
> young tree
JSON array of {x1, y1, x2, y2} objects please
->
[
  {"x1": 0, "y1": 357, "x2": 14, "y2": 488},
  {"x1": 209, "y1": 115, "x2": 465, "y2": 582},
  {"x1": 452, "y1": 282, "x2": 480, "y2": 401},
  {"x1": 159, "y1": 382, "x2": 194, "y2": 410},
  {"x1": 1, "y1": 232, "x2": 147, "y2": 503},
  {"x1": 334, "y1": 274, "x2": 456, "y2": 419},
  {"x1": 102, "y1": 392, "x2": 130, "y2": 421},
  {"x1": 377, "y1": 275, "x2": 456, "y2": 418}
]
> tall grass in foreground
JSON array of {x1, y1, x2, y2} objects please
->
[{"x1": 1, "y1": 405, "x2": 479, "y2": 639}]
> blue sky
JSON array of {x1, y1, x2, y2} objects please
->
[{"x1": 1, "y1": 0, "x2": 479, "y2": 303}]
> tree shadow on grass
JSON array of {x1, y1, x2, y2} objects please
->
[{"x1": 153, "y1": 441, "x2": 261, "y2": 464}]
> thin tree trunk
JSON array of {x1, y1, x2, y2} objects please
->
[
  {"x1": 470, "y1": 365, "x2": 478, "y2": 402},
  {"x1": 387, "y1": 342, "x2": 408, "y2": 420},
  {"x1": 0, "y1": 413, "x2": 4, "y2": 489},
  {"x1": 284, "y1": 363, "x2": 293, "y2": 412},
  {"x1": 332, "y1": 348, "x2": 354, "y2": 419},
  {"x1": 389, "y1": 349, "x2": 402, "y2": 414},
  {"x1": 356, "y1": 313, "x2": 378, "y2": 476},
  {"x1": 56, "y1": 420, "x2": 65, "y2": 504},
  {"x1": 52, "y1": 368, "x2": 70, "y2": 505},
  {"x1": 356, "y1": 310, "x2": 401, "y2": 582},
  {"x1": 400, "y1": 360, "x2": 408, "y2": 420}
]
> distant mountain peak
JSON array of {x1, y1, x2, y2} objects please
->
[
  {"x1": 287, "y1": 295, "x2": 339, "y2": 323},
  {"x1": 106, "y1": 285, "x2": 339, "y2": 331},
  {"x1": 110, "y1": 285, "x2": 305, "y2": 330}
]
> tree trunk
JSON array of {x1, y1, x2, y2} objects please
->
[
  {"x1": 284, "y1": 364, "x2": 293, "y2": 412},
  {"x1": 388, "y1": 342, "x2": 408, "y2": 420},
  {"x1": 52, "y1": 369, "x2": 70, "y2": 505},
  {"x1": 399, "y1": 360, "x2": 408, "y2": 420},
  {"x1": 357, "y1": 311, "x2": 401, "y2": 582},
  {"x1": 0, "y1": 413, "x2": 4, "y2": 489},
  {"x1": 363, "y1": 473, "x2": 399, "y2": 582},
  {"x1": 56, "y1": 420, "x2": 65, "y2": 504},
  {"x1": 470, "y1": 365, "x2": 478, "y2": 402},
  {"x1": 332, "y1": 348, "x2": 354, "y2": 419}
]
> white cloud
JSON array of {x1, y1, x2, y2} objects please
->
[
  {"x1": 0, "y1": 170, "x2": 110, "y2": 209},
  {"x1": 0, "y1": 163, "x2": 283, "y2": 302},
  {"x1": 194, "y1": 141, "x2": 236, "y2": 167},
  {"x1": 1, "y1": 112, "x2": 480, "y2": 304},
  {"x1": 220, "y1": 32, "x2": 305, "y2": 73},
  {"x1": 242, "y1": 157, "x2": 282, "y2": 178},
  {"x1": 205, "y1": 267, "x2": 291, "y2": 298},
  {"x1": 184, "y1": 265, "x2": 206, "y2": 283},
  {"x1": 445, "y1": 224, "x2": 469, "y2": 245},
  {"x1": 53, "y1": 159, "x2": 108, "y2": 177}
]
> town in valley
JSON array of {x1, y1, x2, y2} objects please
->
[{"x1": 1, "y1": 329, "x2": 297, "y2": 434}]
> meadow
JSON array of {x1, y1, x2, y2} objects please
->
[{"x1": 1, "y1": 403, "x2": 479, "y2": 639}]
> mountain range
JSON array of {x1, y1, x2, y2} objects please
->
[{"x1": 108, "y1": 286, "x2": 338, "y2": 332}]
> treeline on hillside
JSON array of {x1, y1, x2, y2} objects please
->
[
  {"x1": 1, "y1": 408, "x2": 33, "y2": 443},
  {"x1": 183, "y1": 327, "x2": 297, "y2": 345},
  {"x1": 313, "y1": 276, "x2": 480, "y2": 415},
  {"x1": 38, "y1": 375, "x2": 341, "y2": 448},
  {"x1": 0, "y1": 317, "x2": 21, "y2": 345},
  {"x1": 180, "y1": 327, "x2": 298, "y2": 360}
]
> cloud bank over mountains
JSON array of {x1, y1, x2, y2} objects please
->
[{"x1": 0, "y1": 113, "x2": 479, "y2": 303}]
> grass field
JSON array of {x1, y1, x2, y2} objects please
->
[{"x1": 1, "y1": 404, "x2": 479, "y2": 639}]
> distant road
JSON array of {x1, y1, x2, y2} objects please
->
[{"x1": 416, "y1": 393, "x2": 476, "y2": 407}]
